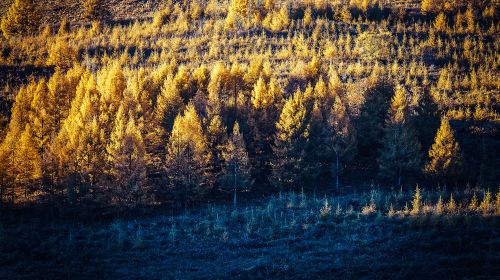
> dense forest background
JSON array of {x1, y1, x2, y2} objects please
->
[{"x1": 0, "y1": 0, "x2": 498, "y2": 209}]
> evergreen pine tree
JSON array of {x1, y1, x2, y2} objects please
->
[
  {"x1": 165, "y1": 104, "x2": 212, "y2": 209},
  {"x1": 378, "y1": 85, "x2": 422, "y2": 187},
  {"x1": 302, "y1": 102, "x2": 326, "y2": 188},
  {"x1": 271, "y1": 89, "x2": 309, "y2": 191},
  {"x1": 326, "y1": 94, "x2": 357, "y2": 191},
  {"x1": 248, "y1": 78, "x2": 282, "y2": 189},
  {"x1": 220, "y1": 122, "x2": 252, "y2": 208}
]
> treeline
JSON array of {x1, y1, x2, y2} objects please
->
[
  {"x1": 0, "y1": 60, "x2": 495, "y2": 207},
  {"x1": 0, "y1": 0, "x2": 498, "y2": 207}
]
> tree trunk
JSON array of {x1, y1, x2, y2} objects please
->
[
  {"x1": 233, "y1": 163, "x2": 237, "y2": 209},
  {"x1": 233, "y1": 187, "x2": 237, "y2": 210},
  {"x1": 184, "y1": 187, "x2": 187, "y2": 213},
  {"x1": 397, "y1": 168, "x2": 402, "y2": 189},
  {"x1": 0, "y1": 173, "x2": 3, "y2": 206},
  {"x1": 335, "y1": 154, "x2": 340, "y2": 193}
]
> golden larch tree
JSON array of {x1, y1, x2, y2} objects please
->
[
  {"x1": 1, "y1": 0, "x2": 40, "y2": 38},
  {"x1": 425, "y1": 118, "x2": 463, "y2": 184},
  {"x1": 15, "y1": 124, "x2": 42, "y2": 200},
  {"x1": 220, "y1": 122, "x2": 252, "y2": 209},
  {"x1": 271, "y1": 89, "x2": 309, "y2": 191},
  {"x1": 107, "y1": 107, "x2": 147, "y2": 207},
  {"x1": 165, "y1": 104, "x2": 212, "y2": 209},
  {"x1": 326, "y1": 94, "x2": 357, "y2": 191},
  {"x1": 378, "y1": 85, "x2": 421, "y2": 187}
]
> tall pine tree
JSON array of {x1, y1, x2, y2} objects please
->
[
  {"x1": 326, "y1": 94, "x2": 357, "y2": 191},
  {"x1": 165, "y1": 104, "x2": 212, "y2": 209},
  {"x1": 271, "y1": 89, "x2": 309, "y2": 191},
  {"x1": 107, "y1": 109, "x2": 147, "y2": 207},
  {"x1": 15, "y1": 124, "x2": 41, "y2": 200},
  {"x1": 220, "y1": 122, "x2": 252, "y2": 208},
  {"x1": 248, "y1": 77, "x2": 282, "y2": 189},
  {"x1": 378, "y1": 85, "x2": 422, "y2": 187}
]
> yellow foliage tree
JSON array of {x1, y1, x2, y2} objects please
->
[
  {"x1": 1, "y1": 0, "x2": 40, "y2": 39},
  {"x1": 433, "y1": 12, "x2": 447, "y2": 32},
  {"x1": 52, "y1": 72, "x2": 105, "y2": 199},
  {"x1": 154, "y1": 74, "x2": 184, "y2": 132},
  {"x1": 83, "y1": 0, "x2": 108, "y2": 21},
  {"x1": 46, "y1": 39, "x2": 77, "y2": 71},
  {"x1": 263, "y1": 5, "x2": 290, "y2": 32},
  {"x1": 30, "y1": 79, "x2": 55, "y2": 172},
  {"x1": 107, "y1": 108, "x2": 147, "y2": 207},
  {"x1": 421, "y1": 0, "x2": 442, "y2": 14},
  {"x1": 231, "y1": 0, "x2": 249, "y2": 17},
  {"x1": 15, "y1": 124, "x2": 42, "y2": 200},
  {"x1": 378, "y1": 85, "x2": 421, "y2": 187},
  {"x1": 220, "y1": 122, "x2": 252, "y2": 209},
  {"x1": 425, "y1": 118, "x2": 463, "y2": 183},
  {"x1": 165, "y1": 104, "x2": 212, "y2": 207},
  {"x1": 271, "y1": 89, "x2": 309, "y2": 190},
  {"x1": 251, "y1": 76, "x2": 270, "y2": 110},
  {"x1": 327, "y1": 94, "x2": 357, "y2": 191}
]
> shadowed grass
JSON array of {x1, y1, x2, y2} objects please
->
[{"x1": 0, "y1": 188, "x2": 498, "y2": 279}]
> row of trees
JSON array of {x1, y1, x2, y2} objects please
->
[{"x1": 0, "y1": 60, "x2": 467, "y2": 207}]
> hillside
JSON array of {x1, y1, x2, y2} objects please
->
[
  {"x1": 0, "y1": 0, "x2": 164, "y2": 24},
  {"x1": 0, "y1": 0, "x2": 499, "y2": 278}
]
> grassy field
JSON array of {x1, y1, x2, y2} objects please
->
[{"x1": 1, "y1": 188, "x2": 498, "y2": 279}]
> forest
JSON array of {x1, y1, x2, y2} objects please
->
[{"x1": 0, "y1": 0, "x2": 499, "y2": 278}]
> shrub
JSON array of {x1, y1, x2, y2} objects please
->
[
  {"x1": 320, "y1": 197, "x2": 332, "y2": 218},
  {"x1": 410, "y1": 186, "x2": 422, "y2": 215},
  {"x1": 434, "y1": 195, "x2": 444, "y2": 215},
  {"x1": 496, "y1": 189, "x2": 500, "y2": 215},
  {"x1": 468, "y1": 192, "x2": 478, "y2": 211},
  {"x1": 386, "y1": 203, "x2": 395, "y2": 217},
  {"x1": 335, "y1": 202, "x2": 342, "y2": 217},
  {"x1": 447, "y1": 193, "x2": 456, "y2": 213},
  {"x1": 133, "y1": 226, "x2": 144, "y2": 249},
  {"x1": 362, "y1": 194, "x2": 377, "y2": 216},
  {"x1": 362, "y1": 204, "x2": 376, "y2": 215},
  {"x1": 110, "y1": 221, "x2": 125, "y2": 247},
  {"x1": 479, "y1": 190, "x2": 492, "y2": 215}
]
